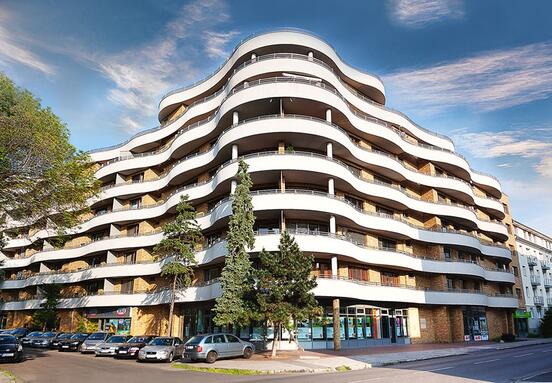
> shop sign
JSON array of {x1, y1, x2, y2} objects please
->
[
  {"x1": 85, "y1": 307, "x2": 131, "y2": 319},
  {"x1": 514, "y1": 310, "x2": 532, "y2": 319}
]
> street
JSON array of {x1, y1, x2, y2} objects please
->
[{"x1": 2, "y1": 342, "x2": 551, "y2": 383}]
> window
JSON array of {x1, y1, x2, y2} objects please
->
[
  {"x1": 226, "y1": 335, "x2": 240, "y2": 343},
  {"x1": 512, "y1": 266, "x2": 518, "y2": 277},
  {"x1": 120, "y1": 279, "x2": 134, "y2": 294},
  {"x1": 374, "y1": 175, "x2": 392, "y2": 186},
  {"x1": 122, "y1": 251, "x2": 136, "y2": 264},
  {"x1": 127, "y1": 224, "x2": 138, "y2": 236},
  {"x1": 378, "y1": 237, "x2": 397, "y2": 251},
  {"x1": 345, "y1": 195, "x2": 363, "y2": 209},
  {"x1": 213, "y1": 335, "x2": 226, "y2": 343},
  {"x1": 131, "y1": 172, "x2": 144, "y2": 182},
  {"x1": 446, "y1": 278, "x2": 454, "y2": 289},
  {"x1": 376, "y1": 205, "x2": 394, "y2": 217},
  {"x1": 130, "y1": 198, "x2": 141, "y2": 209},
  {"x1": 443, "y1": 247, "x2": 451, "y2": 259}
]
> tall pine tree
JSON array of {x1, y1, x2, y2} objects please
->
[
  {"x1": 213, "y1": 160, "x2": 256, "y2": 327},
  {"x1": 256, "y1": 231, "x2": 320, "y2": 357},
  {"x1": 153, "y1": 195, "x2": 203, "y2": 336}
]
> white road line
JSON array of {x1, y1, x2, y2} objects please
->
[
  {"x1": 474, "y1": 358, "x2": 501, "y2": 364},
  {"x1": 543, "y1": 349, "x2": 552, "y2": 353},
  {"x1": 513, "y1": 353, "x2": 534, "y2": 358},
  {"x1": 427, "y1": 367, "x2": 454, "y2": 372}
]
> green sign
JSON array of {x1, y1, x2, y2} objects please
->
[{"x1": 514, "y1": 310, "x2": 532, "y2": 319}]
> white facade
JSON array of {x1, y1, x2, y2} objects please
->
[{"x1": 514, "y1": 220, "x2": 552, "y2": 333}]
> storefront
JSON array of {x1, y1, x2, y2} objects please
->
[
  {"x1": 84, "y1": 307, "x2": 132, "y2": 335},
  {"x1": 514, "y1": 309, "x2": 530, "y2": 337},
  {"x1": 462, "y1": 307, "x2": 489, "y2": 341}
]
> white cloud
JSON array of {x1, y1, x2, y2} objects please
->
[
  {"x1": 388, "y1": 0, "x2": 464, "y2": 28},
  {"x1": 67, "y1": 0, "x2": 237, "y2": 133},
  {"x1": 0, "y1": 10, "x2": 54, "y2": 75},
  {"x1": 384, "y1": 42, "x2": 552, "y2": 114},
  {"x1": 535, "y1": 157, "x2": 552, "y2": 178}
]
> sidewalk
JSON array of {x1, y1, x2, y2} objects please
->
[{"x1": 173, "y1": 338, "x2": 552, "y2": 374}]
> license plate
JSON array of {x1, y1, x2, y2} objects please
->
[
  {"x1": 1, "y1": 353, "x2": 14, "y2": 357},
  {"x1": 118, "y1": 350, "x2": 127, "y2": 354},
  {"x1": 146, "y1": 355, "x2": 156, "y2": 358},
  {"x1": 62, "y1": 345, "x2": 69, "y2": 348},
  {"x1": 186, "y1": 346, "x2": 193, "y2": 349}
]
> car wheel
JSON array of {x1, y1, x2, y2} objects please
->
[
  {"x1": 243, "y1": 347, "x2": 253, "y2": 359},
  {"x1": 206, "y1": 351, "x2": 217, "y2": 364},
  {"x1": 167, "y1": 352, "x2": 174, "y2": 363}
]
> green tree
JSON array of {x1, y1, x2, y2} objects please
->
[
  {"x1": 153, "y1": 195, "x2": 203, "y2": 336},
  {"x1": 0, "y1": 73, "x2": 99, "y2": 247},
  {"x1": 541, "y1": 308, "x2": 552, "y2": 337},
  {"x1": 31, "y1": 284, "x2": 61, "y2": 331},
  {"x1": 213, "y1": 160, "x2": 256, "y2": 328},
  {"x1": 255, "y1": 231, "x2": 320, "y2": 357}
]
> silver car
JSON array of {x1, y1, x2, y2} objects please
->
[
  {"x1": 79, "y1": 332, "x2": 113, "y2": 354},
  {"x1": 94, "y1": 335, "x2": 131, "y2": 356},
  {"x1": 183, "y1": 333, "x2": 254, "y2": 363},
  {"x1": 137, "y1": 337, "x2": 184, "y2": 362}
]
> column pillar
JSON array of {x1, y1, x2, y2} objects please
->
[
  {"x1": 231, "y1": 179, "x2": 237, "y2": 194},
  {"x1": 231, "y1": 144, "x2": 238, "y2": 160},
  {"x1": 331, "y1": 256, "x2": 338, "y2": 276},
  {"x1": 333, "y1": 298, "x2": 341, "y2": 351},
  {"x1": 330, "y1": 215, "x2": 336, "y2": 234},
  {"x1": 232, "y1": 111, "x2": 239, "y2": 125},
  {"x1": 115, "y1": 173, "x2": 125, "y2": 184},
  {"x1": 251, "y1": 53, "x2": 257, "y2": 61},
  {"x1": 326, "y1": 142, "x2": 333, "y2": 159},
  {"x1": 325, "y1": 108, "x2": 332, "y2": 123},
  {"x1": 328, "y1": 178, "x2": 335, "y2": 195},
  {"x1": 308, "y1": 51, "x2": 314, "y2": 61}
]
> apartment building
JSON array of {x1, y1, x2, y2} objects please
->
[
  {"x1": 0, "y1": 29, "x2": 518, "y2": 348},
  {"x1": 513, "y1": 220, "x2": 552, "y2": 335}
]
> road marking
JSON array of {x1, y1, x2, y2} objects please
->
[
  {"x1": 543, "y1": 350, "x2": 552, "y2": 353},
  {"x1": 513, "y1": 353, "x2": 534, "y2": 358},
  {"x1": 427, "y1": 366, "x2": 454, "y2": 372},
  {"x1": 474, "y1": 358, "x2": 501, "y2": 364}
]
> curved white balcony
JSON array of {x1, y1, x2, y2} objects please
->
[
  {"x1": 0, "y1": 277, "x2": 516, "y2": 311},
  {"x1": 95, "y1": 115, "x2": 505, "y2": 218},
  {"x1": 93, "y1": 72, "x2": 499, "y2": 195},
  {"x1": 0, "y1": 230, "x2": 514, "y2": 291}
]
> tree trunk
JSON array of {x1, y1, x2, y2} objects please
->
[
  {"x1": 271, "y1": 323, "x2": 279, "y2": 358},
  {"x1": 168, "y1": 275, "x2": 177, "y2": 336},
  {"x1": 333, "y1": 298, "x2": 341, "y2": 351}
]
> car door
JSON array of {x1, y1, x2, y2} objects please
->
[
  {"x1": 212, "y1": 334, "x2": 228, "y2": 357},
  {"x1": 173, "y1": 338, "x2": 184, "y2": 357},
  {"x1": 224, "y1": 334, "x2": 243, "y2": 357}
]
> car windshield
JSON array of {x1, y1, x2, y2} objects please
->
[
  {"x1": 58, "y1": 333, "x2": 73, "y2": 339},
  {"x1": 41, "y1": 332, "x2": 56, "y2": 337},
  {"x1": 185, "y1": 335, "x2": 205, "y2": 345},
  {"x1": 27, "y1": 332, "x2": 42, "y2": 337},
  {"x1": 149, "y1": 338, "x2": 172, "y2": 346},
  {"x1": 71, "y1": 333, "x2": 88, "y2": 340},
  {"x1": 128, "y1": 336, "x2": 149, "y2": 343},
  {"x1": 0, "y1": 336, "x2": 16, "y2": 344},
  {"x1": 10, "y1": 329, "x2": 26, "y2": 335},
  {"x1": 87, "y1": 333, "x2": 108, "y2": 340},
  {"x1": 107, "y1": 336, "x2": 127, "y2": 343}
]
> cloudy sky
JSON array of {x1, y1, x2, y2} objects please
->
[{"x1": 2, "y1": 0, "x2": 552, "y2": 235}]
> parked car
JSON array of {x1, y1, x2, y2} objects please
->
[
  {"x1": 114, "y1": 335, "x2": 155, "y2": 359},
  {"x1": 94, "y1": 335, "x2": 131, "y2": 357},
  {"x1": 184, "y1": 333, "x2": 254, "y2": 363},
  {"x1": 9, "y1": 328, "x2": 29, "y2": 339},
  {"x1": 30, "y1": 331, "x2": 59, "y2": 348},
  {"x1": 137, "y1": 337, "x2": 184, "y2": 362},
  {"x1": 51, "y1": 333, "x2": 73, "y2": 349},
  {"x1": 58, "y1": 333, "x2": 89, "y2": 352},
  {"x1": 80, "y1": 332, "x2": 113, "y2": 354},
  {"x1": 0, "y1": 335, "x2": 23, "y2": 363},
  {"x1": 20, "y1": 331, "x2": 42, "y2": 347}
]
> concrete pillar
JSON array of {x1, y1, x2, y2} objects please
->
[
  {"x1": 109, "y1": 224, "x2": 120, "y2": 237},
  {"x1": 308, "y1": 51, "x2": 314, "y2": 61},
  {"x1": 115, "y1": 173, "x2": 125, "y2": 184},
  {"x1": 103, "y1": 278, "x2": 114, "y2": 292},
  {"x1": 42, "y1": 240, "x2": 54, "y2": 251},
  {"x1": 325, "y1": 108, "x2": 332, "y2": 123},
  {"x1": 279, "y1": 171, "x2": 285, "y2": 192},
  {"x1": 232, "y1": 111, "x2": 239, "y2": 125},
  {"x1": 328, "y1": 178, "x2": 335, "y2": 195},
  {"x1": 39, "y1": 263, "x2": 50, "y2": 273},
  {"x1": 331, "y1": 256, "x2": 338, "y2": 276},
  {"x1": 326, "y1": 142, "x2": 333, "y2": 158},
  {"x1": 231, "y1": 144, "x2": 238, "y2": 160},
  {"x1": 231, "y1": 179, "x2": 237, "y2": 194},
  {"x1": 244, "y1": 81, "x2": 249, "y2": 88},
  {"x1": 333, "y1": 298, "x2": 341, "y2": 351},
  {"x1": 330, "y1": 215, "x2": 336, "y2": 234},
  {"x1": 251, "y1": 53, "x2": 257, "y2": 61},
  {"x1": 107, "y1": 251, "x2": 117, "y2": 264},
  {"x1": 112, "y1": 198, "x2": 123, "y2": 211},
  {"x1": 280, "y1": 210, "x2": 286, "y2": 232}
]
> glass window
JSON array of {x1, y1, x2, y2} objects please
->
[
  {"x1": 347, "y1": 317, "x2": 356, "y2": 339},
  {"x1": 379, "y1": 237, "x2": 397, "y2": 251},
  {"x1": 213, "y1": 335, "x2": 226, "y2": 343},
  {"x1": 225, "y1": 335, "x2": 240, "y2": 343},
  {"x1": 365, "y1": 315, "x2": 373, "y2": 338},
  {"x1": 297, "y1": 320, "x2": 311, "y2": 341},
  {"x1": 443, "y1": 247, "x2": 451, "y2": 259},
  {"x1": 312, "y1": 318, "x2": 324, "y2": 340},
  {"x1": 356, "y1": 317, "x2": 364, "y2": 339}
]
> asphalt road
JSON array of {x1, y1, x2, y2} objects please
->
[{"x1": 2, "y1": 343, "x2": 552, "y2": 383}]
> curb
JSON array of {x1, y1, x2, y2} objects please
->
[{"x1": 172, "y1": 362, "x2": 371, "y2": 375}]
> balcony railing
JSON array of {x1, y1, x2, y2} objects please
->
[
  {"x1": 527, "y1": 256, "x2": 538, "y2": 266},
  {"x1": 544, "y1": 279, "x2": 552, "y2": 288},
  {"x1": 534, "y1": 296, "x2": 544, "y2": 306},
  {"x1": 530, "y1": 275, "x2": 541, "y2": 285},
  {"x1": 541, "y1": 261, "x2": 551, "y2": 270},
  {"x1": 547, "y1": 298, "x2": 552, "y2": 306}
]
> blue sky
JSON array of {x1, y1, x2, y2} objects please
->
[{"x1": 1, "y1": 0, "x2": 552, "y2": 235}]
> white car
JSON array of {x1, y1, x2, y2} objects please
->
[{"x1": 95, "y1": 335, "x2": 131, "y2": 356}]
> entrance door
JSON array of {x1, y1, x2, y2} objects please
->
[
  {"x1": 381, "y1": 316, "x2": 390, "y2": 339},
  {"x1": 390, "y1": 311, "x2": 397, "y2": 343}
]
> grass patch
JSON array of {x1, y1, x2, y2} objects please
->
[
  {"x1": 335, "y1": 365, "x2": 352, "y2": 372},
  {"x1": 0, "y1": 369, "x2": 17, "y2": 383},
  {"x1": 172, "y1": 362, "x2": 266, "y2": 375}
]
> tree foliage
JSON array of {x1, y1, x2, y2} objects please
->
[
  {"x1": 541, "y1": 308, "x2": 552, "y2": 337},
  {"x1": 31, "y1": 284, "x2": 61, "y2": 331},
  {"x1": 0, "y1": 73, "x2": 99, "y2": 246},
  {"x1": 213, "y1": 160, "x2": 256, "y2": 327},
  {"x1": 255, "y1": 231, "x2": 321, "y2": 356},
  {"x1": 153, "y1": 195, "x2": 203, "y2": 336}
]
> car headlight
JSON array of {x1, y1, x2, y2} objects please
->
[{"x1": 129, "y1": 347, "x2": 139, "y2": 352}]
